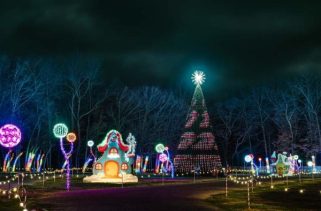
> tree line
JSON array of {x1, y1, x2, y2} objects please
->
[
  {"x1": 213, "y1": 75, "x2": 321, "y2": 165},
  {"x1": 0, "y1": 54, "x2": 320, "y2": 168}
]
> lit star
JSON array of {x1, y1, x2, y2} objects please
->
[{"x1": 192, "y1": 71, "x2": 205, "y2": 85}]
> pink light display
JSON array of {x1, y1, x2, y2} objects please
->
[
  {"x1": 0, "y1": 124, "x2": 22, "y2": 148},
  {"x1": 159, "y1": 153, "x2": 168, "y2": 163}
]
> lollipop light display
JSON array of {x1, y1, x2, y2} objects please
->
[
  {"x1": 53, "y1": 123, "x2": 76, "y2": 191},
  {"x1": 0, "y1": 124, "x2": 22, "y2": 172}
]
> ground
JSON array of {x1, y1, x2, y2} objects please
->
[{"x1": 1, "y1": 174, "x2": 321, "y2": 210}]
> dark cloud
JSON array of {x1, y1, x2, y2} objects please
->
[{"x1": 1, "y1": 0, "x2": 321, "y2": 98}]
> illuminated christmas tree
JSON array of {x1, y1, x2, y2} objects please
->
[{"x1": 174, "y1": 71, "x2": 222, "y2": 173}]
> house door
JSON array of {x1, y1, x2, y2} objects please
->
[{"x1": 104, "y1": 161, "x2": 119, "y2": 178}]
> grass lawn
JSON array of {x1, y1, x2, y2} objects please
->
[
  {"x1": 0, "y1": 199, "x2": 22, "y2": 211},
  {"x1": 2, "y1": 174, "x2": 321, "y2": 210},
  {"x1": 207, "y1": 177, "x2": 321, "y2": 210},
  {"x1": 1, "y1": 174, "x2": 198, "y2": 210}
]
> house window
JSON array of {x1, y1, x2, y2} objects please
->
[
  {"x1": 121, "y1": 163, "x2": 128, "y2": 170},
  {"x1": 109, "y1": 147, "x2": 118, "y2": 155},
  {"x1": 95, "y1": 163, "x2": 102, "y2": 170}
]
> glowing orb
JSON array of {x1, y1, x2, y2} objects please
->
[
  {"x1": 192, "y1": 71, "x2": 205, "y2": 85},
  {"x1": 293, "y1": 155, "x2": 299, "y2": 160},
  {"x1": 244, "y1": 155, "x2": 253, "y2": 163},
  {"x1": 307, "y1": 161, "x2": 313, "y2": 167},
  {"x1": 155, "y1": 143, "x2": 165, "y2": 153},
  {"x1": 53, "y1": 123, "x2": 68, "y2": 138},
  {"x1": 87, "y1": 140, "x2": 94, "y2": 147},
  {"x1": 0, "y1": 124, "x2": 22, "y2": 148},
  {"x1": 66, "y1": 132, "x2": 77, "y2": 143},
  {"x1": 159, "y1": 153, "x2": 168, "y2": 163}
]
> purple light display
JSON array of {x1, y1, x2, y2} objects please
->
[
  {"x1": 159, "y1": 153, "x2": 168, "y2": 163},
  {"x1": 0, "y1": 124, "x2": 22, "y2": 148},
  {"x1": 60, "y1": 138, "x2": 74, "y2": 191}
]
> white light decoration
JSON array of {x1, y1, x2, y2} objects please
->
[
  {"x1": 244, "y1": 155, "x2": 253, "y2": 163},
  {"x1": 87, "y1": 140, "x2": 94, "y2": 147},
  {"x1": 192, "y1": 70, "x2": 205, "y2": 85},
  {"x1": 155, "y1": 143, "x2": 165, "y2": 153}
]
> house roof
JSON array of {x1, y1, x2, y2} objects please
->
[{"x1": 97, "y1": 130, "x2": 129, "y2": 153}]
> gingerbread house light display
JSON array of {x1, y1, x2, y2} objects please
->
[{"x1": 83, "y1": 129, "x2": 138, "y2": 183}]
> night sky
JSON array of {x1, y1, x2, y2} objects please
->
[{"x1": 1, "y1": 1, "x2": 321, "y2": 98}]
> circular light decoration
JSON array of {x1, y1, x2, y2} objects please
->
[
  {"x1": 159, "y1": 153, "x2": 168, "y2": 163},
  {"x1": 192, "y1": 70, "x2": 205, "y2": 85},
  {"x1": 244, "y1": 155, "x2": 253, "y2": 163},
  {"x1": 293, "y1": 155, "x2": 299, "y2": 160},
  {"x1": 53, "y1": 123, "x2": 68, "y2": 138},
  {"x1": 307, "y1": 161, "x2": 313, "y2": 167},
  {"x1": 298, "y1": 159, "x2": 302, "y2": 164},
  {"x1": 66, "y1": 132, "x2": 77, "y2": 143},
  {"x1": 155, "y1": 143, "x2": 165, "y2": 153},
  {"x1": 87, "y1": 140, "x2": 94, "y2": 147},
  {"x1": 0, "y1": 124, "x2": 22, "y2": 148}
]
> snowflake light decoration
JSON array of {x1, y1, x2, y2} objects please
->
[{"x1": 192, "y1": 71, "x2": 205, "y2": 85}]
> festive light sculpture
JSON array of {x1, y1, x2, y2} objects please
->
[
  {"x1": 135, "y1": 155, "x2": 142, "y2": 173},
  {"x1": 66, "y1": 132, "x2": 77, "y2": 143},
  {"x1": 3, "y1": 151, "x2": 14, "y2": 172},
  {"x1": 25, "y1": 152, "x2": 36, "y2": 172},
  {"x1": 307, "y1": 161, "x2": 313, "y2": 167},
  {"x1": 83, "y1": 130, "x2": 138, "y2": 183},
  {"x1": 87, "y1": 140, "x2": 94, "y2": 147},
  {"x1": 192, "y1": 70, "x2": 205, "y2": 85},
  {"x1": 258, "y1": 157, "x2": 262, "y2": 170},
  {"x1": 174, "y1": 71, "x2": 221, "y2": 173},
  {"x1": 155, "y1": 143, "x2": 175, "y2": 178},
  {"x1": 142, "y1": 156, "x2": 149, "y2": 173},
  {"x1": 265, "y1": 157, "x2": 270, "y2": 174},
  {"x1": 244, "y1": 154, "x2": 257, "y2": 175},
  {"x1": 312, "y1": 155, "x2": 316, "y2": 173},
  {"x1": 53, "y1": 123, "x2": 75, "y2": 191},
  {"x1": 12, "y1": 152, "x2": 23, "y2": 172},
  {"x1": 36, "y1": 153, "x2": 45, "y2": 173},
  {"x1": 0, "y1": 124, "x2": 22, "y2": 148},
  {"x1": 82, "y1": 158, "x2": 93, "y2": 173},
  {"x1": 159, "y1": 153, "x2": 168, "y2": 163},
  {"x1": 53, "y1": 123, "x2": 68, "y2": 138},
  {"x1": 87, "y1": 140, "x2": 96, "y2": 162},
  {"x1": 155, "y1": 144, "x2": 165, "y2": 154},
  {"x1": 244, "y1": 155, "x2": 253, "y2": 163},
  {"x1": 0, "y1": 124, "x2": 22, "y2": 172}
]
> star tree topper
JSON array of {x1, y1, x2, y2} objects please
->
[{"x1": 192, "y1": 71, "x2": 205, "y2": 85}]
